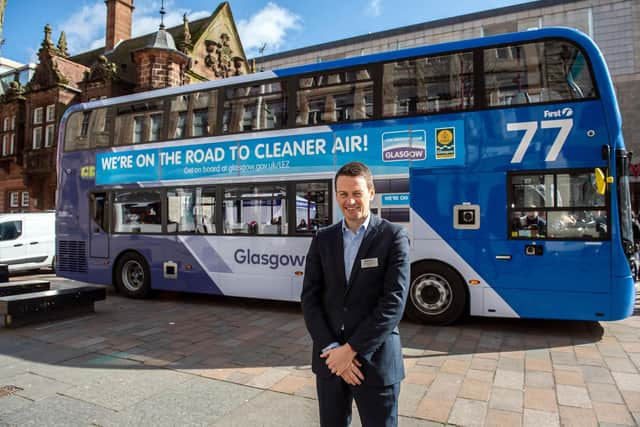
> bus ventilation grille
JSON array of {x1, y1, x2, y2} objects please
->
[{"x1": 57, "y1": 240, "x2": 87, "y2": 273}]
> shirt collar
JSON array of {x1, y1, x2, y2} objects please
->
[{"x1": 342, "y1": 213, "x2": 371, "y2": 236}]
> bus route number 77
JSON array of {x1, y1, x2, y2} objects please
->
[{"x1": 508, "y1": 119, "x2": 573, "y2": 163}]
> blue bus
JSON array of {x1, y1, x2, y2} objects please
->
[{"x1": 56, "y1": 27, "x2": 635, "y2": 324}]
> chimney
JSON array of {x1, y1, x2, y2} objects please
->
[{"x1": 105, "y1": 0, "x2": 134, "y2": 51}]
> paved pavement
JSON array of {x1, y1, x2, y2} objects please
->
[{"x1": 0, "y1": 274, "x2": 639, "y2": 426}]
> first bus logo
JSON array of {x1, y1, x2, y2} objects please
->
[{"x1": 544, "y1": 107, "x2": 573, "y2": 118}]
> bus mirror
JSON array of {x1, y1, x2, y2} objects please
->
[{"x1": 594, "y1": 168, "x2": 606, "y2": 195}]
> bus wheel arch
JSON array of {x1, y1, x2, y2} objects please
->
[
  {"x1": 113, "y1": 250, "x2": 152, "y2": 299},
  {"x1": 407, "y1": 260, "x2": 468, "y2": 325}
]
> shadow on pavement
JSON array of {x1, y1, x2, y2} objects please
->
[{"x1": 0, "y1": 277, "x2": 618, "y2": 374}]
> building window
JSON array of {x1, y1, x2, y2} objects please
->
[
  {"x1": 21, "y1": 192, "x2": 29, "y2": 208},
  {"x1": 33, "y1": 107, "x2": 43, "y2": 124},
  {"x1": 9, "y1": 191, "x2": 19, "y2": 208},
  {"x1": 133, "y1": 116, "x2": 144, "y2": 143},
  {"x1": 46, "y1": 104, "x2": 55, "y2": 122},
  {"x1": 0, "y1": 134, "x2": 12, "y2": 156},
  {"x1": 10, "y1": 116, "x2": 16, "y2": 130},
  {"x1": 149, "y1": 113, "x2": 163, "y2": 142},
  {"x1": 45, "y1": 124, "x2": 55, "y2": 147},
  {"x1": 3, "y1": 117, "x2": 8, "y2": 131},
  {"x1": 32, "y1": 127, "x2": 42, "y2": 149}
]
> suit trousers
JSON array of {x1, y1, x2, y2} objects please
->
[{"x1": 316, "y1": 375, "x2": 400, "y2": 427}]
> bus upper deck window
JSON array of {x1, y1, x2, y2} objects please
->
[{"x1": 484, "y1": 40, "x2": 595, "y2": 107}]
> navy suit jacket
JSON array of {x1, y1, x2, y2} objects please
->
[{"x1": 301, "y1": 215, "x2": 410, "y2": 387}]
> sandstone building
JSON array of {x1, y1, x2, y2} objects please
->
[{"x1": 0, "y1": 1, "x2": 249, "y2": 212}]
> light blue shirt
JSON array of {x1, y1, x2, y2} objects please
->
[
  {"x1": 322, "y1": 214, "x2": 371, "y2": 354},
  {"x1": 342, "y1": 215, "x2": 371, "y2": 282}
]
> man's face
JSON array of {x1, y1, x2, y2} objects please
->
[{"x1": 336, "y1": 174, "x2": 374, "y2": 229}]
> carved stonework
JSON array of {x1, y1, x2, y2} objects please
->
[
  {"x1": 4, "y1": 81, "x2": 25, "y2": 101},
  {"x1": 204, "y1": 33, "x2": 245, "y2": 78},
  {"x1": 27, "y1": 54, "x2": 68, "y2": 91},
  {"x1": 179, "y1": 13, "x2": 192, "y2": 54},
  {"x1": 57, "y1": 31, "x2": 69, "y2": 57},
  {"x1": 41, "y1": 24, "x2": 54, "y2": 50},
  {"x1": 84, "y1": 55, "x2": 118, "y2": 82},
  {"x1": 27, "y1": 25, "x2": 70, "y2": 91}
]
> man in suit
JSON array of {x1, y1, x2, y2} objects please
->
[{"x1": 301, "y1": 161, "x2": 410, "y2": 427}]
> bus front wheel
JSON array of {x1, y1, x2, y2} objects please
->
[
  {"x1": 114, "y1": 252, "x2": 151, "y2": 298},
  {"x1": 406, "y1": 262, "x2": 466, "y2": 325}
]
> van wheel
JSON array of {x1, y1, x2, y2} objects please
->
[
  {"x1": 406, "y1": 262, "x2": 466, "y2": 325},
  {"x1": 114, "y1": 252, "x2": 151, "y2": 298}
]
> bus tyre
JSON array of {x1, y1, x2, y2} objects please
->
[
  {"x1": 406, "y1": 262, "x2": 466, "y2": 325},
  {"x1": 115, "y1": 252, "x2": 151, "y2": 298}
]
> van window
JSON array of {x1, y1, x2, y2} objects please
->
[{"x1": 0, "y1": 220, "x2": 22, "y2": 240}]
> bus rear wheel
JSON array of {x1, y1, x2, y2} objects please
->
[
  {"x1": 406, "y1": 262, "x2": 466, "y2": 325},
  {"x1": 115, "y1": 252, "x2": 151, "y2": 298}
]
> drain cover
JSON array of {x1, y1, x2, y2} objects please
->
[{"x1": 0, "y1": 385, "x2": 23, "y2": 397}]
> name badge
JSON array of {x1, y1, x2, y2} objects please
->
[{"x1": 361, "y1": 258, "x2": 379, "y2": 269}]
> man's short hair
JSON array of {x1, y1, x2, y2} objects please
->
[{"x1": 335, "y1": 161, "x2": 374, "y2": 192}]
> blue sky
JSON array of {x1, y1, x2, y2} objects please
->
[{"x1": 2, "y1": 0, "x2": 532, "y2": 63}]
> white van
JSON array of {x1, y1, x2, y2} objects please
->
[{"x1": 0, "y1": 212, "x2": 55, "y2": 273}]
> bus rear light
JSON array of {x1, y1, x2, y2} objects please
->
[
  {"x1": 185, "y1": 264, "x2": 192, "y2": 270},
  {"x1": 295, "y1": 271, "x2": 304, "y2": 276},
  {"x1": 469, "y1": 280, "x2": 480, "y2": 285}
]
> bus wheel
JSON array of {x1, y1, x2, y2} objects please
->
[
  {"x1": 406, "y1": 262, "x2": 466, "y2": 325},
  {"x1": 115, "y1": 252, "x2": 151, "y2": 298}
]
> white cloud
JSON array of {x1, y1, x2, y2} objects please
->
[
  {"x1": 366, "y1": 0, "x2": 382, "y2": 17},
  {"x1": 237, "y1": 2, "x2": 301, "y2": 57},
  {"x1": 57, "y1": 2, "x2": 106, "y2": 54},
  {"x1": 132, "y1": 10, "x2": 210, "y2": 38},
  {"x1": 57, "y1": 0, "x2": 210, "y2": 55}
]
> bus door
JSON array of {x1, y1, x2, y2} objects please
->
[
  {"x1": 89, "y1": 192, "x2": 110, "y2": 258},
  {"x1": 490, "y1": 171, "x2": 611, "y2": 318}
]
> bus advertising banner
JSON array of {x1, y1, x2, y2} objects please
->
[{"x1": 95, "y1": 121, "x2": 464, "y2": 185}]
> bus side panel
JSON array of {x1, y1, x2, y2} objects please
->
[
  {"x1": 176, "y1": 235, "x2": 310, "y2": 302},
  {"x1": 609, "y1": 275, "x2": 636, "y2": 320},
  {"x1": 496, "y1": 289, "x2": 610, "y2": 321},
  {"x1": 109, "y1": 235, "x2": 225, "y2": 295},
  {"x1": 411, "y1": 169, "x2": 614, "y2": 321}
]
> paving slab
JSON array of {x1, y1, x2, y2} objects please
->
[
  {"x1": 210, "y1": 389, "x2": 319, "y2": 427},
  {"x1": 101, "y1": 376, "x2": 261, "y2": 426},
  {"x1": 60, "y1": 366, "x2": 193, "y2": 411},
  {"x1": 0, "y1": 394, "x2": 115, "y2": 427},
  {"x1": 0, "y1": 275, "x2": 638, "y2": 426}
]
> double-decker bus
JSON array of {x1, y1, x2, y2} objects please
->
[{"x1": 56, "y1": 27, "x2": 635, "y2": 324}]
